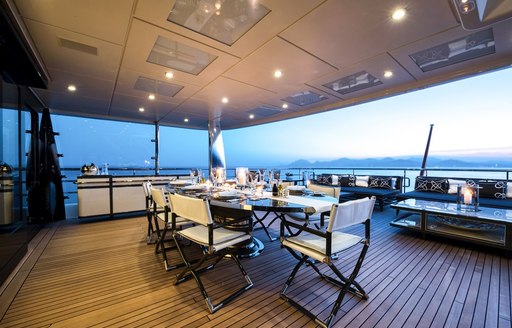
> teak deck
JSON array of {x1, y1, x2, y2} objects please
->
[{"x1": 0, "y1": 208, "x2": 510, "y2": 327}]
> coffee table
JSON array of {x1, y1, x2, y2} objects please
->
[{"x1": 391, "y1": 199, "x2": 512, "y2": 253}]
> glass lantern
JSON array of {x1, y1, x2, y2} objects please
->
[{"x1": 458, "y1": 183, "x2": 480, "y2": 211}]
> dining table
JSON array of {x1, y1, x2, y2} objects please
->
[{"x1": 167, "y1": 182, "x2": 339, "y2": 257}]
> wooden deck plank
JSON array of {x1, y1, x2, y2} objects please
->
[{"x1": 0, "y1": 208, "x2": 511, "y2": 328}]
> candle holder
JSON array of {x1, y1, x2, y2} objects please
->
[
  {"x1": 236, "y1": 167, "x2": 249, "y2": 187},
  {"x1": 458, "y1": 183, "x2": 480, "y2": 211}
]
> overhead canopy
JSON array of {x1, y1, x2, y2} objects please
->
[{"x1": 7, "y1": 0, "x2": 512, "y2": 129}]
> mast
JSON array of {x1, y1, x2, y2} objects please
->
[{"x1": 419, "y1": 124, "x2": 434, "y2": 177}]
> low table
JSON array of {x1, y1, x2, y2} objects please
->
[{"x1": 391, "y1": 199, "x2": 512, "y2": 253}]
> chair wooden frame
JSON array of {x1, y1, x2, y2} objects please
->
[
  {"x1": 170, "y1": 193, "x2": 254, "y2": 313},
  {"x1": 280, "y1": 196, "x2": 376, "y2": 328}
]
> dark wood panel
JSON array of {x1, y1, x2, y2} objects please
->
[{"x1": 0, "y1": 208, "x2": 511, "y2": 328}]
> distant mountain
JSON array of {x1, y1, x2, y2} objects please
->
[{"x1": 286, "y1": 156, "x2": 512, "y2": 168}]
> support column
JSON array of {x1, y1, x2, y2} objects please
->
[{"x1": 208, "y1": 118, "x2": 226, "y2": 178}]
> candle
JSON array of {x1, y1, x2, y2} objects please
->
[
  {"x1": 464, "y1": 189, "x2": 472, "y2": 205},
  {"x1": 236, "y1": 167, "x2": 247, "y2": 186}
]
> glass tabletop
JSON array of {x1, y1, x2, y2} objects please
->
[{"x1": 392, "y1": 199, "x2": 512, "y2": 223}]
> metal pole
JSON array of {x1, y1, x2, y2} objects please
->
[
  {"x1": 153, "y1": 122, "x2": 159, "y2": 175},
  {"x1": 419, "y1": 124, "x2": 434, "y2": 177}
]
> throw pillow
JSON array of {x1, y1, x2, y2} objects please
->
[
  {"x1": 368, "y1": 176, "x2": 393, "y2": 189},
  {"x1": 355, "y1": 175, "x2": 369, "y2": 187},
  {"x1": 315, "y1": 174, "x2": 331, "y2": 185},
  {"x1": 414, "y1": 176, "x2": 448, "y2": 193},
  {"x1": 478, "y1": 181, "x2": 507, "y2": 199},
  {"x1": 339, "y1": 175, "x2": 356, "y2": 187},
  {"x1": 447, "y1": 179, "x2": 467, "y2": 194},
  {"x1": 508, "y1": 182, "x2": 512, "y2": 198}
]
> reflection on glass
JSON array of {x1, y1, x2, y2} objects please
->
[
  {"x1": 168, "y1": 0, "x2": 271, "y2": 46},
  {"x1": 410, "y1": 28, "x2": 495, "y2": 72}
]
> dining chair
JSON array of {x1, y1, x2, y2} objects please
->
[
  {"x1": 280, "y1": 196, "x2": 376, "y2": 328},
  {"x1": 150, "y1": 186, "x2": 189, "y2": 271},
  {"x1": 169, "y1": 193, "x2": 253, "y2": 313},
  {"x1": 286, "y1": 183, "x2": 341, "y2": 228}
]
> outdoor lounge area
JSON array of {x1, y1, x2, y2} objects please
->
[{"x1": 0, "y1": 206, "x2": 510, "y2": 327}]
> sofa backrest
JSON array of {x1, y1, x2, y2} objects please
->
[
  {"x1": 413, "y1": 176, "x2": 512, "y2": 199},
  {"x1": 314, "y1": 173, "x2": 403, "y2": 191}
]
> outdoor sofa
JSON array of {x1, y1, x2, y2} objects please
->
[
  {"x1": 396, "y1": 176, "x2": 512, "y2": 209},
  {"x1": 314, "y1": 174, "x2": 407, "y2": 211}
]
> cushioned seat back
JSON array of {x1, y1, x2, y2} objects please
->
[
  {"x1": 169, "y1": 193, "x2": 212, "y2": 226},
  {"x1": 327, "y1": 197, "x2": 375, "y2": 232},
  {"x1": 150, "y1": 187, "x2": 168, "y2": 208}
]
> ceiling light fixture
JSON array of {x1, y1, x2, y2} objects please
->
[
  {"x1": 165, "y1": 71, "x2": 174, "y2": 79},
  {"x1": 249, "y1": 114, "x2": 255, "y2": 119},
  {"x1": 221, "y1": 97, "x2": 229, "y2": 103},
  {"x1": 148, "y1": 94, "x2": 155, "y2": 100},
  {"x1": 184, "y1": 118, "x2": 189, "y2": 122},
  {"x1": 215, "y1": 2, "x2": 221, "y2": 10},
  {"x1": 384, "y1": 70, "x2": 393, "y2": 78},
  {"x1": 67, "y1": 85, "x2": 76, "y2": 92},
  {"x1": 282, "y1": 103, "x2": 288, "y2": 109},
  {"x1": 274, "y1": 70, "x2": 283, "y2": 78},
  {"x1": 459, "y1": 0, "x2": 475, "y2": 13},
  {"x1": 392, "y1": 8, "x2": 406, "y2": 20},
  {"x1": 139, "y1": 107, "x2": 145, "y2": 112}
]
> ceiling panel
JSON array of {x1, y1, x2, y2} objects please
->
[
  {"x1": 122, "y1": 18, "x2": 240, "y2": 87},
  {"x1": 23, "y1": 20, "x2": 123, "y2": 81},
  {"x1": 308, "y1": 53, "x2": 416, "y2": 99},
  {"x1": 390, "y1": 20, "x2": 512, "y2": 82},
  {"x1": 223, "y1": 36, "x2": 338, "y2": 93},
  {"x1": 7, "y1": 0, "x2": 512, "y2": 130},
  {"x1": 14, "y1": 0, "x2": 134, "y2": 45},
  {"x1": 133, "y1": 0, "x2": 326, "y2": 58},
  {"x1": 279, "y1": 0, "x2": 459, "y2": 69}
]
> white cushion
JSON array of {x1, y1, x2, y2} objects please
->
[
  {"x1": 355, "y1": 176, "x2": 369, "y2": 187},
  {"x1": 508, "y1": 182, "x2": 512, "y2": 198},
  {"x1": 448, "y1": 179, "x2": 466, "y2": 194},
  {"x1": 331, "y1": 175, "x2": 339, "y2": 185},
  {"x1": 177, "y1": 225, "x2": 250, "y2": 252},
  {"x1": 284, "y1": 231, "x2": 362, "y2": 262}
]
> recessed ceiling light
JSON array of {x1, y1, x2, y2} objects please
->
[
  {"x1": 148, "y1": 94, "x2": 155, "y2": 100},
  {"x1": 461, "y1": 0, "x2": 468, "y2": 3},
  {"x1": 221, "y1": 97, "x2": 229, "y2": 103},
  {"x1": 165, "y1": 71, "x2": 174, "y2": 79},
  {"x1": 384, "y1": 70, "x2": 393, "y2": 78},
  {"x1": 215, "y1": 2, "x2": 221, "y2": 10},
  {"x1": 249, "y1": 114, "x2": 255, "y2": 119},
  {"x1": 139, "y1": 107, "x2": 145, "y2": 112},
  {"x1": 392, "y1": 8, "x2": 406, "y2": 20},
  {"x1": 184, "y1": 118, "x2": 189, "y2": 122},
  {"x1": 282, "y1": 103, "x2": 288, "y2": 109},
  {"x1": 274, "y1": 70, "x2": 283, "y2": 78},
  {"x1": 67, "y1": 85, "x2": 76, "y2": 92}
]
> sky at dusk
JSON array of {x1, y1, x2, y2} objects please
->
[{"x1": 50, "y1": 66, "x2": 512, "y2": 168}]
